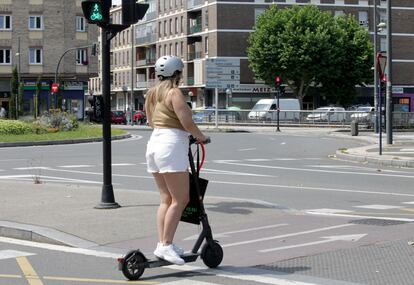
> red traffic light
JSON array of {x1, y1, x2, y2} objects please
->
[
  {"x1": 51, "y1": 83, "x2": 59, "y2": 93},
  {"x1": 275, "y1": 76, "x2": 281, "y2": 86}
]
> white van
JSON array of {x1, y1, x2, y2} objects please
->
[{"x1": 248, "y1": 99, "x2": 300, "y2": 121}]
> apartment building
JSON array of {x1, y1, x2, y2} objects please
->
[
  {"x1": 90, "y1": 0, "x2": 414, "y2": 112},
  {"x1": 0, "y1": 0, "x2": 98, "y2": 118}
]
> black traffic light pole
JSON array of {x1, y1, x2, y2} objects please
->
[
  {"x1": 95, "y1": 25, "x2": 120, "y2": 209},
  {"x1": 276, "y1": 88, "x2": 281, "y2": 132}
]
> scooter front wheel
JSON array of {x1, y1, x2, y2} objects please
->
[
  {"x1": 121, "y1": 250, "x2": 146, "y2": 280},
  {"x1": 201, "y1": 241, "x2": 223, "y2": 268}
]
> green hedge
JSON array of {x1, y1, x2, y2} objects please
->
[{"x1": 0, "y1": 120, "x2": 33, "y2": 135}]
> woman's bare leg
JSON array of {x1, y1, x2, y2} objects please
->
[
  {"x1": 162, "y1": 172, "x2": 189, "y2": 244},
  {"x1": 153, "y1": 173, "x2": 172, "y2": 243}
]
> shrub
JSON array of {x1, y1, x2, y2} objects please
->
[
  {"x1": 33, "y1": 110, "x2": 79, "y2": 132},
  {"x1": 0, "y1": 120, "x2": 33, "y2": 135}
]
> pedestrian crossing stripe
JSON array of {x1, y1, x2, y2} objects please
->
[{"x1": 0, "y1": 250, "x2": 35, "y2": 260}]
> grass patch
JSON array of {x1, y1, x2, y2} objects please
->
[
  {"x1": 338, "y1": 147, "x2": 348, "y2": 154},
  {"x1": 0, "y1": 123, "x2": 127, "y2": 143}
]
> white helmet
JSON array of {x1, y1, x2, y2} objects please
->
[{"x1": 155, "y1": 56, "x2": 184, "y2": 79}]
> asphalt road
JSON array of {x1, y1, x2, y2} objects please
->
[{"x1": 2, "y1": 130, "x2": 414, "y2": 284}]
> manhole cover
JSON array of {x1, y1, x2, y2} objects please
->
[{"x1": 349, "y1": 218, "x2": 409, "y2": 226}]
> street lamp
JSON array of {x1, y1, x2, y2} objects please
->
[{"x1": 225, "y1": 88, "x2": 232, "y2": 108}]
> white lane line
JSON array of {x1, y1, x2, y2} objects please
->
[
  {"x1": 163, "y1": 280, "x2": 216, "y2": 285},
  {"x1": 112, "y1": 163, "x2": 136, "y2": 166},
  {"x1": 306, "y1": 208, "x2": 353, "y2": 214},
  {"x1": 214, "y1": 161, "x2": 414, "y2": 179},
  {"x1": 0, "y1": 174, "x2": 102, "y2": 184},
  {"x1": 59, "y1": 165, "x2": 93, "y2": 168},
  {"x1": 13, "y1": 167, "x2": 49, "y2": 170},
  {"x1": 259, "y1": 234, "x2": 367, "y2": 253},
  {"x1": 0, "y1": 237, "x2": 120, "y2": 258},
  {"x1": 211, "y1": 180, "x2": 414, "y2": 198},
  {"x1": 306, "y1": 210, "x2": 414, "y2": 222},
  {"x1": 202, "y1": 168, "x2": 275, "y2": 177},
  {"x1": 403, "y1": 201, "x2": 414, "y2": 204},
  {"x1": 221, "y1": 224, "x2": 354, "y2": 248},
  {"x1": 354, "y1": 204, "x2": 402, "y2": 210},
  {"x1": 184, "y1": 223, "x2": 288, "y2": 241},
  {"x1": 401, "y1": 148, "x2": 414, "y2": 152},
  {"x1": 168, "y1": 265, "x2": 362, "y2": 285},
  {"x1": 245, "y1": 159, "x2": 272, "y2": 162},
  {"x1": 0, "y1": 250, "x2": 35, "y2": 260},
  {"x1": 238, "y1": 148, "x2": 257, "y2": 151}
]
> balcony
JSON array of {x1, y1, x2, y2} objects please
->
[
  {"x1": 136, "y1": 79, "x2": 156, "y2": 89},
  {"x1": 189, "y1": 24, "x2": 202, "y2": 34},
  {"x1": 187, "y1": 0, "x2": 203, "y2": 9},
  {"x1": 136, "y1": 33, "x2": 157, "y2": 45},
  {"x1": 187, "y1": 51, "x2": 202, "y2": 61},
  {"x1": 136, "y1": 58, "x2": 156, "y2": 66}
]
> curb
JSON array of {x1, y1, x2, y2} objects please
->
[
  {"x1": 0, "y1": 134, "x2": 131, "y2": 148},
  {"x1": 335, "y1": 147, "x2": 414, "y2": 168},
  {"x1": 0, "y1": 221, "x2": 97, "y2": 248}
]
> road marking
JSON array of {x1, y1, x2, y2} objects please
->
[
  {"x1": 238, "y1": 148, "x2": 257, "y2": 151},
  {"x1": 221, "y1": 224, "x2": 354, "y2": 248},
  {"x1": 162, "y1": 280, "x2": 216, "y2": 285},
  {"x1": 59, "y1": 165, "x2": 93, "y2": 168},
  {"x1": 211, "y1": 180, "x2": 414, "y2": 198},
  {"x1": 112, "y1": 163, "x2": 136, "y2": 166},
  {"x1": 306, "y1": 210, "x2": 414, "y2": 222},
  {"x1": 306, "y1": 208, "x2": 353, "y2": 214},
  {"x1": 259, "y1": 234, "x2": 367, "y2": 253},
  {"x1": 0, "y1": 237, "x2": 120, "y2": 259},
  {"x1": 0, "y1": 250, "x2": 35, "y2": 260},
  {"x1": 43, "y1": 276, "x2": 157, "y2": 284},
  {"x1": 245, "y1": 158, "x2": 272, "y2": 162},
  {"x1": 13, "y1": 167, "x2": 49, "y2": 170},
  {"x1": 184, "y1": 223, "x2": 288, "y2": 241},
  {"x1": 403, "y1": 201, "x2": 414, "y2": 204},
  {"x1": 0, "y1": 174, "x2": 102, "y2": 184},
  {"x1": 16, "y1": 256, "x2": 44, "y2": 285},
  {"x1": 401, "y1": 148, "x2": 414, "y2": 152},
  {"x1": 354, "y1": 204, "x2": 402, "y2": 210},
  {"x1": 0, "y1": 274, "x2": 22, "y2": 279},
  {"x1": 214, "y1": 160, "x2": 414, "y2": 179},
  {"x1": 202, "y1": 168, "x2": 275, "y2": 177}
]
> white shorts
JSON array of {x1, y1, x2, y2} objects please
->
[{"x1": 146, "y1": 128, "x2": 190, "y2": 173}]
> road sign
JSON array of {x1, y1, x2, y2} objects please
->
[
  {"x1": 205, "y1": 58, "x2": 240, "y2": 89},
  {"x1": 51, "y1": 83, "x2": 59, "y2": 93}
]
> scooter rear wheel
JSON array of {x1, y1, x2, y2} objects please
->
[
  {"x1": 201, "y1": 241, "x2": 223, "y2": 268},
  {"x1": 121, "y1": 250, "x2": 146, "y2": 280}
]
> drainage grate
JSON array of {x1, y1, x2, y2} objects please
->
[{"x1": 349, "y1": 218, "x2": 409, "y2": 226}]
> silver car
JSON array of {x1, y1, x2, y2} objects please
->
[{"x1": 306, "y1": 107, "x2": 346, "y2": 122}]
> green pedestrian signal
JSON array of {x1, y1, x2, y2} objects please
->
[{"x1": 81, "y1": 0, "x2": 108, "y2": 26}]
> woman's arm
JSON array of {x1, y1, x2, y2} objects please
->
[
  {"x1": 170, "y1": 89, "x2": 208, "y2": 142},
  {"x1": 144, "y1": 89, "x2": 155, "y2": 128}
]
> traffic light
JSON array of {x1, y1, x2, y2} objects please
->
[
  {"x1": 82, "y1": 0, "x2": 109, "y2": 26},
  {"x1": 87, "y1": 95, "x2": 104, "y2": 122},
  {"x1": 122, "y1": 0, "x2": 149, "y2": 26},
  {"x1": 275, "y1": 76, "x2": 281, "y2": 87}
]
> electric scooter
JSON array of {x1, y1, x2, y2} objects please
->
[{"x1": 117, "y1": 136, "x2": 223, "y2": 280}]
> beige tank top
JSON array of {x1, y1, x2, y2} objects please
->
[{"x1": 152, "y1": 99, "x2": 185, "y2": 130}]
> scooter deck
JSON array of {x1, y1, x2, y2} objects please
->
[{"x1": 147, "y1": 252, "x2": 199, "y2": 268}]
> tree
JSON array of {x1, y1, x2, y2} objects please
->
[
  {"x1": 247, "y1": 5, "x2": 373, "y2": 108},
  {"x1": 9, "y1": 66, "x2": 19, "y2": 119},
  {"x1": 34, "y1": 76, "x2": 42, "y2": 119}
]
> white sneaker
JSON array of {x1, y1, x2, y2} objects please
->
[
  {"x1": 154, "y1": 244, "x2": 185, "y2": 265},
  {"x1": 172, "y1": 244, "x2": 185, "y2": 256}
]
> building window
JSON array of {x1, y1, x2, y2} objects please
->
[
  {"x1": 175, "y1": 42, "x2": 179, "y2": 56},
  {"x1": 159, "y1": 22, "x2": 162, "y2": 37},
  {"x1": 181, "y1": 16, "x2": 184, "y2": 33},
  {"x1": 175, "y1": 18, "x2": 178, "y2": 34},
  {"x1": 0, "y1": 15, "x2": 11, "y2": 30},
  {"x1": 169, "y1": 19, "x2": 172, "y2": 35},
  {"x1": 76, "y1": 48, "x2": 88, "y2": 65},
  {"x1": 0, "y1": 49, "x2": 11, "y2": 64},
  {"x1": 169, "y1": 43, "x2": 172, "y2": 55},
  {"x1": 76, "y1": 16, "x2": 86, "y2": 32},
  {"x1": 204, "y1": 10, "x2": 208, "y2": 28},
  {"x1": 164, "y1": 21, "x2": 167, "y2": 36},
  {"x1": 29, "y1": 48, "x2": 42, "y2": 64},
  {"x1": 29, "y1": 15, "x2": 43, "y2": 30},
  {"x1": 358, "y1": 11, "x2": 368, "y2": 27},
  {"x1": 180, "y1": 42, "x2": 183, "y2": 58}
]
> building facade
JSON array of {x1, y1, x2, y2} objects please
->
[
  {"x1": 0, "y1": 0, "x2": 98, "y2": 118},
  {"x1": 90, "y1": 0, "x2": 414, "y2": 112}
]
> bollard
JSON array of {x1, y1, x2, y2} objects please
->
[{"x1": 351, "y1": 120, "x2": 359, "y2": 136}]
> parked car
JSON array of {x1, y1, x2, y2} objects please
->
[
  {"x1": 111, "y1": 110, "x2": 127, "y2": 124},
  {"x1": 193, "y1": 107, "x2": 241, "y2": 123},
  {"x1": 133, "y1": 110, "x2": 146, "y2": 125},
  {"x1": 350, "y1": 106, "x2": 375, "y2": 123},
  {"x1": 248, "y1": 99, "x2": 300, "y2": 121},
  {"x1": 306, "y1": 107, "x2": 346, "y2": 122}
]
